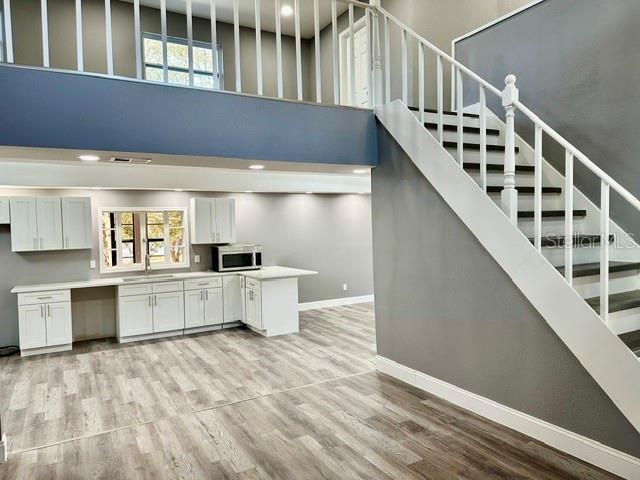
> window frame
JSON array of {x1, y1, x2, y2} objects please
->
[
  {"x1": 98, "y1": 206, "x2": 190, "y2": 274},
  {"x1": 142, "y1": 32, "x2": 224, "y2": 90}
]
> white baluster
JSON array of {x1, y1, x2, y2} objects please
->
[
  {"x1": 210, "y1": 0, "x2": 218, "y2": 87},
  {"x1": 479, "y1": 85, "x2": 487, "y2": 192},
  {"x1": 349, "y1": 4, "x2": 355, "y2": 106},
  {"x1": 384, "y1": 15, "x2": 390, "y2": 104},
  {"x1": 233, "y1": 0, "x2": 241, "y2": 92},
  {"x1": 161, "y1": 0, "x2": 168, "y2": 83},
  {"x1": 401, "y1": 29, "x2": 407, "y2": 104},
  {"x1": 295, "y1": 0, "x2": 302, "y2": 101},
  {"x1": 314, "y1": 0, "x2": 321, "y2": 103},
  {"x1": 371, "y1": 7, "x2": 383, "y2": 107},
  {"x1": 436, "y1": 55, "x2": 443, "y2": 144},
  {"x1": 331, "y1": 0, "x2": 339, "y2": 105},
  {"x1": 41, "y1": 0, "x2": 49, "y2": 68},
  {"x1": 275, "y1": 0, "x2": 283, "y2": 98},
  {"x1": 105, "y1": 0, "x2": 113, "y2": 75},
  {"x1": 255, "y1": 0, "x2": 263, "y2": 96},
  {"x1": 75, "y1": 0, "x2": 83, "y2": 71},
  {"x1": 600, "y1": 180, "x2": 610, "y2": 324},
  {"x1": 134, "y1": 0, "x2": 142, "y2": 79},
  {"x1": 456, "y1": 68, "x2": 464, "y2": 167},
  {"x1": 3, "y1": 0, "x2": 13, "y2": 63},
  {"x1": 418, "y1": 42, "x2": 424, "y2": 125},
  {"x1": 564, "y1": 150, "x2": 574, "y2": 284},
  {"x1": 501, "y1": 74, "x2": 519, "y2": 224},
  {"x1": 365, "y1": 9, "x2": 372, "y2": 108},
  {"x1": 534, "y1": 124, "x2": 543, "y2": 251}
]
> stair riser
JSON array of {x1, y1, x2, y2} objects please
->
[
  {"x1": 413, "y1": 111, "x2": 484, "y2": 128},
  {"x1": 604, "y1": 307, "x2": 640, "y2": 336},
  {"x1": 487, "y1": 191, "x2": 565, "y2": 210},
  {"x1": 574, "y1": 272, "x2": 640, "y2": 300},
  {"x1": 452, "y1": 150, "x2": 520, "y2": 164},
  {"x1": 468, "y1": 172, "x2": 535, "y2": 188},
  {"x1": 517, "y1": 218, "x2": 588, "y2": 237},
  {"x1": 541, "y1": 246, "x2": 603, "y2": 267},
  {"x1": 427, "y1": 129, "x2": 501, "y2": 144}
]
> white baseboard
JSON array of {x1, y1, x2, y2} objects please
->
[
  {"x1": 0, "y1": 434, "x2": 6, "y2": 463},
  {"x1": 298, "y1": 294, "x2": 374, "y2": 311},
  {"x1": 376, "y1": 355, "x2": 640, "y2": 480}
]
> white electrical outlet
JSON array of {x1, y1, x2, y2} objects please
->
[
  {"x1": 343, "y1": 283, "x2": 348, "y2": 291},
  {"x1": 90, "y1": 260, "x2": 96, "y2": 269},
  {"x1": 194, "y1": 255, "x2": 201, "y2": 264}
]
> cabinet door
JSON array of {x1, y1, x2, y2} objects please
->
[
  {"x1": 184, "y1": 289, "x2": 205, "y2": 328},
  {"x1": 245, "y1": 287, "x2": 262, "y2": 329},
  {"x1": 153, "y1": 291, "x2": 185, "y2": 333},
  {"x1": 46, "y1": 302, "x2": 72, "y2": 346},
  {"x1": 0, "y1": 197, "x2": 9, "y2": 224},
  {"x1": 18, "y1": 304, "x2": 47, "y2": 350},
  {"x1": 190, "y1": 198, "x2": 214, "y2": 244},
  {"x1": 10, "y1": 197, "x2": 38, "y2": 252},
  {"x1": 119, "y1": 295, "x2": 153, "y2": 337},
  {"x1": 62, "y1": 197, "x2": 92, "y2": 249},
  {"x1": 36, "y1": 197, "x2": 63, "y2": 250},
  {"x1": 214, "y1": 199, "x2": 236, "y2": 244},
  {"x1": 223, "y1": 275, "x2": 243, "y2": 322},
  {"x1": 204, "y1": 288, "x2": 223, "y2": 326}
]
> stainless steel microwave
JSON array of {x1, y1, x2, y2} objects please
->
[{"x1": 212, "y1": 244, "x2": 262, "y2": 272}]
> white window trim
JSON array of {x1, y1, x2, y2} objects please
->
[
  {"x1": 98, "y1": 206, "x2": 190, "y2": 274},
  {"x1": 142, "y1": 32, "x2": 224, "y2": 89}
]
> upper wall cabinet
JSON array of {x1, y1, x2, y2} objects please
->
[
  {"x1": 190, "y1": 198, "x2": 236, "y2": 245},
  {"x1": 10, "y1": 196, "x2": 92, "y2": 252},
  {"x1": 0, "y1": 197, "x2": 9, "y2": 224}
]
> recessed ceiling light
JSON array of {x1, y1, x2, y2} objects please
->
[
  {"x1": 249, "y1": 165, "x2": 265, "y2": 170},
  {"x1": 353, "y1": 168, "x2": 368, "y2": 174},
  {"x1": 79, "y1": 154, "x2": 100, "y2": 162},
  {"x1": 281, "y1": 5, "x2": 294, "y2": 16}
]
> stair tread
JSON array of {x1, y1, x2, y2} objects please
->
[
  {"x1": 424, "y1": 122, "x2": 500, "y2": 136},
  {"x1": 558, "y1": 261, "x2": 640, "y2": 278},
  {"x1": 409, "y1": 106, "x2": 479, "y2": 118},
  {"x1": 464, "y1": 163, "x2": 534, "y2": 173},
  {"x1": 528, "y1": 234, "x2": 614, "y2": 248},
  {"x1": 518, "y1": 210, "x2": 587, "y2": 219},
  {"x1": 486, "y1": 186, "x2": 562, "y2": 194},
  {"x1": 619, "y1": 330, "x2": 640, "y2": 357},
  {"x1": 587, "y1": 290, "x2": 640, "y2": 315},
  {"x1": 443, "y1": 141, "x2": 520, "y2": 153}
]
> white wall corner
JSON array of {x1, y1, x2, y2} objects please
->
[
  {"x1": 298, "y1": 294, "x2": 374, "y2": 311},
  {"x1": 375, "y1": 355, "x2": 640, "y2": 480}
]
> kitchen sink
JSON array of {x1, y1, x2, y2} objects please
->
[{"x1": 122, "y1": 274, "x2": 176, "y2": 282}]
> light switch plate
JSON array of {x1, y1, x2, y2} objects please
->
[
  {"x1": 90, "y1": 260, "x2": 96, "y2": 269},
  {"x1": 194, "y1": 255, "x2": 201, "y2": 264}
]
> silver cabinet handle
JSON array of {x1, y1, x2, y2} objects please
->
[
  {"x1": 47, "y1": 305, "x2": 51, "y2": 317},
  {"x1": 206, "y1": 290, "x2": 209, "y2": 301},
  {"x1": 154, "y1": 295, "x2": 157, "y2": 306},
  {"x1": 40, "y1": 305, "x2": 44, "y2": 317},
  {"x1": 37, "y1": 296, "x2": 53, "y2": 300},
  {"x1": 148, "y1": 296, "x2": 152, "y2": 307},
  {"x1": 200, "y1": 290, "x2": 204, "y2": 301}
]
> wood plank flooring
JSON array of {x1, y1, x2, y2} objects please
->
[{"x1": 0, "y1": 303, "x2": 619, "y2": 479}]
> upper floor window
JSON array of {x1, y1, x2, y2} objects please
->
[
  {"x1": 99, "y1": 208, "x2": 190, "y2": 273},
  {"x1": 143, "y1": 33, "x2": 223, "y2": 90}
]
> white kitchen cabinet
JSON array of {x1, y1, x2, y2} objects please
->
[
  {"x1": 245, "y1": 281, "x2": 262, "y2": 330},
  {"x1": 17, "y1": 289, "x2": 73, "y2": 355},
  {"x1": 61, "y1": 197, "x2": 92, "y2": 249},
  {"x1": 223, "y1": 275, "x2": 244, "y2": 323},
  {"x1": 189, "y1": 198, "x2": 236, "y2": 244},
  {"x1": 184, "y1": 277, "x2": 223, "y2": 329},
  {"x1": 0, "y1": 197, "x2": 9, "y2": 224},
  {"x1": 10, "y1": 197, "x2": 39, "y2": 252},
  {"x1": 36, "y1": 197, "x2": 63, "y2": 250},
  {"x1": 185, "y1": 289, "x2": 205, "y2": 328},
  {"x1": 118, "y1": 294, "x2": 154, "y2": 337},
  {"x1": 204, "y1": 288, "x2": 223, "y2": 326},
  {"x1": 153, "y1": 291, "x2": 185, "y2": 332}
]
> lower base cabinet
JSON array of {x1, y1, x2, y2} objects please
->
[
  {"x1": 184, "y1": 277, "x2": 223, "y2": 329},
  {"x1": 245, "y1": 280, "x2": 263, "y2": 330},
  {"x1": 17, "y1": 290, "x2": 72, "y2": 355}
]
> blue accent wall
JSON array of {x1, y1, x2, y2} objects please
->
[{"x1": 0, "y1": 65, "x2": 377, "y2": 166}]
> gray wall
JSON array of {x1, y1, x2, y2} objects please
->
[
  {"x1": 371, "y1": 125, "x2": 640, "y2": 457},
  {"x1": 0, "y1": 188, "x2": 373, "y2": 346},
  {"x1": 6, "y1": 0, "x2": 313, "y2": 101},
  {"x1": 456, "y1": 0, "x2": 640, "y2": 243}
]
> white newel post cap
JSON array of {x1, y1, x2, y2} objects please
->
[{"x1": 502, "y1": 74, "x2": 519, "y2": 107}]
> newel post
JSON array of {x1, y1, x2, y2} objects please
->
[
  {"x1": 369, "y1": 0, "x2": 383, "y2": 107},
  {"x1": 502, "y1": 74, "x2": 519, "y2": 224}
]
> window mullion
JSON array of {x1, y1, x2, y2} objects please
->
[{"x1": 164, "y1": 211, "x2": 170, "y2": 266}]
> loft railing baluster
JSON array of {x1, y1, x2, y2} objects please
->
[
  {"x1": 366, "y1": 8, "x2": 373, "y2": 108},
  {"x1": 75, "y1": 0, "x2": 83, "y2": 71},
  {"x1": 600, "y1": 180, "x2": 610, "y2": 324},
  {"x1": 331, "y1": 0, "x2": 339, "y2": 104},
  {"x1": 161, "y1": 0, "x2": 168, "y2": 83},
  {"x1": 105, "y1": 0, "x2": 113, "y2": 75},
  {"x1": 349, "y1": 4, "x2": 355, "y2": 105},
  {"x1": 275, "y1": 0, "x2": 283, "y2": 98},
  {"x1": 210, "y1": 0, "x2": 218, "y2": 87},
  {"x1": 295, "y1": 0, "x2": 302, "y2": 101},
  {"x1": 534, "y1": 124, "x2": 543, "y2": 251},
  {"x1": 314, "y1": 0, "x2": 321, "y2": 103},
  {"x1": 41, "y1": 0, "x2": 49, "y2": 67},
  {"x1": 384, "y1": 15, "x2": 390, "y2": 104},
  {"x1": 418, "y1": 42, "x2": 424, "y2": 125},
  {"x1": 401, "y1": 29, "x2": 407, "y2": 104},
  {"x1": 565, "y1": 150, "x2": 574, "y2": 285},
  {"x1": 233, "y1": 0, "x2": 241, "y2": 92},
  {"x1": 134, "y1": 0, "x2": 142, "y2": 79},
  {"x1": 255, "y1": 0, "x2": 263, "y2": 95},
  {"x1": 456, "y1": 68, "x2": 464, "y2": 167},
  {"x1": 437, "y1": 55, "x2": 443, "y2": 144},
  {"x1": 479, "y1": 85, "x2": 487, "y2": 192}
]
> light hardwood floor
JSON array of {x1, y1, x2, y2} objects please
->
[{"x1": 0, "y1": 304, "x2": 618, "y2": 479}]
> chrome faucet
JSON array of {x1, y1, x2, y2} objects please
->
[{"x1": 144, "y1": 253, "x2": 151, "y2": 277}]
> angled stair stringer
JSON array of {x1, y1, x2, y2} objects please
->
[{"x1": 375, "y1": 99, "x2": 640, "y2": 435}]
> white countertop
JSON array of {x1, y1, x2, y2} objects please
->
[{"x1": 11, "y1": 266, "x2": 318, "y2": 294}]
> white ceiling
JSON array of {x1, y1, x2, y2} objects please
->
[{"x1": 126, "y1": 0, "x2": 354, "y2": 38}]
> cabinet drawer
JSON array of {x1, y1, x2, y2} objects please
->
[
  {"x1": 118, "y1": 283, "x2": 153, "y2": 297},
  {"x1": 152, "y1": 281, "x2": 184, "y2": 293},
  {"x1": 184, "y1": 277, "x2": 222, "y2": 291},
  {"x1": 245, "y1": 278, "x2": 260, "y2": 290},
  {"x1": 18, "y1": 290, "x2": 70, "y2": 306}
]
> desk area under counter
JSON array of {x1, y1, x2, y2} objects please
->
[{"x1": 11, "y1": 267, "x2": 317, "y2": 356}]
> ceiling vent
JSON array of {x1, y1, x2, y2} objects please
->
[{"x1": 109, "y1": 156, "x2": 152, "y2": 164}]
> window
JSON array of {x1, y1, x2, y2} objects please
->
[
  {"x1": 99, "y1": 208, "x2": 189, "y2": 273},
  {"x1": 143, "y1": 33, "x2": 223, "y2": 89}
]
